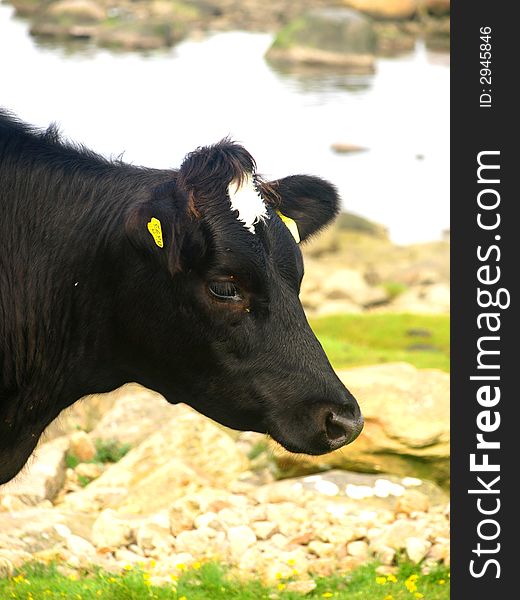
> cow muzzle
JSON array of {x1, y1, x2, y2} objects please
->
[
  {"x1": 323, "y1": 400, "x2": 364, "y2": 451},
  {"x1": 267, "y1": 390, "x2": 363, "y2": 456}
]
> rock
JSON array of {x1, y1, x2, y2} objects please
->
[
  {"x1": 335, "y1": 213, "x2": 389, "y2": 238},
  {"x1": 114, "y1": 548, "x2": 145, "y2": 564},
  {"x1": 374, "y1": 545, "x2": 396, "y2": 565},
  {"x1": 174, "y1": 528, "x2": 223, "y2": 558},
  {"x1": 253, "y1": 480, "x2": 314, "y2": 504},
  {"x1": 0, "y1": 494, "x2": 32, "y2": 512},
  {"x1": 227, "y1": 525, "x2": 257, "y2": 560},
  {"x1": 75, "y1": 462, "x2": 103, "y2": 481},
  {"x1": 428, "y1": 541, "x2": 449, "y2": 562},
  {"x1": 424, "y1": 17, "x2": 450, "y2": 52},
  {"x1": 395, "y1": 490, "x2": 430, "y2": 514},
  {"x1": 317, "y1": 525, "x2": 356, "y2": 545},
  {"x1": 331, "y1": 143, "x2": 368, "y2": 154},
  {"x1": 308, "y1": 540, "x2": 335, "y2": 558},
  {"x1": 406, "y1": 536, "x2": 431, "y2": 563},
  {"x1": 92, "y1": 509, "x2": 135, "y2": 548},
  {"x1": 347, "y1": 540, "x2": 369, "y2": 559},
  {"x1": 69, "y1": 431, "x2": 96, "y2": 462},
  {"x1": 66, "y1": 534, "x2": 96, "y2": 558},
  {"x1": 267, "y1": 9, "x2": 376, "y2": 73},
  {"x1": 252, "y1": 521, "x2": 279, "y2": 540},
  {"x1": 169, "y1": 489, "x2": 235, "y2": 535},
  {"x1": 342, "y1": 0, "x2": 418, "y2": 20},
  {"x1": 1, "y1": 437, "x2": 69, "y2": 504},
  {"x1": 370, "y1": 518, "x2": 421, "y2": 550},
  {"x1": 391, "y1": 283, "x2": 450, "y2": 313},
  {"x1": 63, "y1": 405, "x2": 248, "y2": 513},
  {"x1": 425, "y1": 0, "x2": 450, "y2": 17},
  {"x1": 313, "y1": 299, "x2": 363, "y2": 316},
  {"x1": 0, "y1": 508, "x2": 95, "y2": 556},
  {"x1": 136, "y1": 519, "x2": 173, "y2": 556},
  {"x1": 308, "y1": 557, "x2": 337, "y2": 577},
  {"x1": 273, "y1": 364, "x2": 449, "y2": 486},
  {"x1": 46, "y1": 0, "x2": 106, "y2": 22},
  {"x1": 88, "y1": 384, "x2": 175, "y2": 446},
  {"x1": 286, "y1": 579, "x2": 317, "y2": 594},
  {"x1": 374, "y1": 21, "x2": 417, "y2": 56},
  {"x1": 43, "y1": 392, "x2": 117, "y2": 441},
  {"x1": 193, "y1": 511, "x2": 221, "y2": 530},
  {"x1": 321, "y1": 268, "x2": 388, "y2": 307},
  {"x1": 96, "y1": 21, "x2": 181, "y2": 51}
]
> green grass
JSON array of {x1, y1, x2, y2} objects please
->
[
  {"x1": 1, "y1": 561, "x2": 450, "y2": 599},
  {"x1": 93, "y1": 439, "x2": 131, "y2": 464},
  {"x1": 309, "y1": 313, "x2": 450, "y2": 372},
  {"x1": 65, "y1": 439, "x2": 131, "y2": 484}
]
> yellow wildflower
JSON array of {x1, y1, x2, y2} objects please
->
[
  {"x1": 123, "y1": 564, "x2": 133, "y2": 571},
  {"x1": 287, "y1": 559, "x2": 296, "y2": 566},
  {"x1": 192, "y1": 561, "x2": 201, "y2": 570},
  {"x1": 438, "y1": 579, "x2": 446, "y2": 585},
  {"x1": 322, "y1": 593, "x2": 333, "y2": 598},
  {"x1": 415, "y1": 594, "x2": 424, "y2": 599},
  {"x1": 275, "y1": 572, "x2": 283, "y2": 580},
  {"x1": 387, "y1": 574, "x2": 397, "y2": 583},
  {"x1": 376, "y1": 576, "x2": 387, "y2": 585},
  {"x1": 277, "y1": 583, "x2": 286, "y2": 591},
  {"x1": 384, "y1": 595, "x2": 394, "y2": 600}
]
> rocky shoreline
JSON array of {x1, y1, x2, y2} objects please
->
[
  {"x1": 1, "y1": 375, "x2": 449, "y2": 583},
  {"x1": 5, "y1": 0, "x2": 450, "y2": 54},
  {"x1": 300, "y1": 223, "x2": 449, "y2": 316}
]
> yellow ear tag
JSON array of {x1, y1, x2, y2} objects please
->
[
  {"x1": 276, "y1": 211, "x2": 300, "y2": 244},
  {"x1": 147, "y1": 217, "x2": 164, "y2": 248}
]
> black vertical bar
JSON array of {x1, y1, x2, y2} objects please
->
[{"x1": 451, "y1": 1, "x2": 515, "y2": 597}]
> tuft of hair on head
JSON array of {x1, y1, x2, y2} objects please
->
[
  {"x1": 177, "y1": 139, "x2": 273, "y2": 233},
  {"x1": 177, "y1": 138, "x2": 257, "y2": 199}
]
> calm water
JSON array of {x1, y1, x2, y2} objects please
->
[{"x1": 0, "y1": 4, "x2": 449, "y2": 243}]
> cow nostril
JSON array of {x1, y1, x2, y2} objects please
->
[{"x1": 325, "y1": 412, "x2": 347, "y2": 442}]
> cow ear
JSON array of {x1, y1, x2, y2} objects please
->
[
  {"x1": 268, "y1": 175, "x2": 340, "y2": 242},
  {"x1": 125, "y1": 181, "x2": 188, "y2": 275}
]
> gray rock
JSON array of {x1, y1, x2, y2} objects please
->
[
  {"x1": 0, "y1": 437, "x2": 69, "y2": 504},
  {"x1": 92, "y1": 509, "x2": 136, "y2": 548},
  {"x1": 267, "y1": 9, "x2": 376, "y2": 72}
]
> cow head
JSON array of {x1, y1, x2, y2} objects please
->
[{"x1": 123, "y1": 140, "x2": 363, "y2": 455}]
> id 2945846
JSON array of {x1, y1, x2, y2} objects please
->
[{"x1": 480, "y1": 26, "x2": 492, "y2": 108}]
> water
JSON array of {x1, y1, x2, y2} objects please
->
[{"x1": 0, "y1": 5, "x2": 449, "y2": 244}]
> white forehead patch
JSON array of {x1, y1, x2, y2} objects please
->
[{"x1": 227, "y1": 173, "x2": 268, "y2": 234}]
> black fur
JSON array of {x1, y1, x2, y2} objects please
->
[{"x1": 0, "y1": 110, "x2": 362, "y2": 484}]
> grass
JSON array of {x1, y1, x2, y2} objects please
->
[
  {"x1": 93, "y1": 439, "x2": 131, "y2": 464},
  {"x1": 309, "y1": 313, "x2": 450, "y2": 372},
  {"x1": 65, "y1": 439, "x2": 131, "y2": 485},
  {"x1": 1, "y1": 560, "x2": 450, "y2": 599}
]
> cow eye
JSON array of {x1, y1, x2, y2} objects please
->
[{"x1": 208, "y1": 281, "x2": 244, "y2": 302}]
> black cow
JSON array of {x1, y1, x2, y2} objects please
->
[{"x1": 0, "y1": 110, "x2": 363, "y2": 485}]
